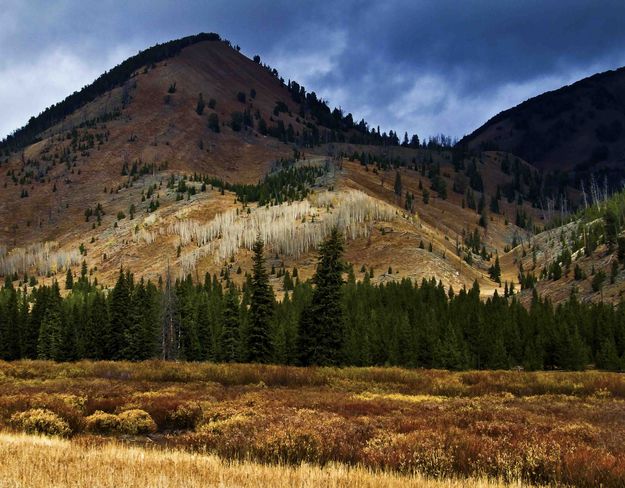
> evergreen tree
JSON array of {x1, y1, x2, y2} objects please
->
[
  {"x1": 394, "y1": 171, "x2": 402, "y2": 197},
  {"x1": 65, "y1": 268, "x2": 74, "y2": 290},
  {"x1": 109, "y1": 269, "x2": 131, "y2": 360},
  {"x1": 489, "y1": 255, "x2": 501, "y2": 284},
  {"x1": 195, "y1": 93, "x2": 205, "y2": 115},
  {"x1": 490, "y1": 195, "x2": 500, "y2": 214},
  {"x1": 86, "y1": 292, "x2": 110, "y2": 359},
  {"x1": 37, "y1": 283, "x2": 64, "y2": 360},
  {"x1": 597, "y1": 337, "x2": 621, "y2": 371},
  {"x1": 196, "y1": 293, "x2": 213, "y2": 360},
  {"x1": 177, "y1": 276, "x2": 201, "y2": 360},
  {"x1": 604, "y1": 208, "x2": 619, "y2": 250},
  {"x1": 123, "y1": 279, "x2": 159, "y2": 360},
  {"x1": 220, "y1": 282, "x2": 240, "y2": 362},
  {"x1": 298, "y1": 228, "x2": 345, "y2": 366},
  {"x1": 247, "y1": 237, "x2": 275, "y2": 363},
  {"x1": 0, "y1": 286, "x2": 20, "y2": 360}
]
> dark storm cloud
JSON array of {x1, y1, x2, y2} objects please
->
[{"x1": 2, "y1": 0, "x2": 625, "y2": 140}]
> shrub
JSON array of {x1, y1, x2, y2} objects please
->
[
  {"x1": 592, "y1": 270, "x2": 606, "y2": 292},
  {"x1": 230, "y1": 112, "x2": 244, "y2": 132},
  {"x1": 85, "y1": 411, "x2": 121, "y2": 434},
  {"x1": 208, "y1": 113, "x2": 220, "y2": 132},
  {"x1": 167, "y1": 402, "x2": 203, "y2": 430},
  {"x1": 118, "y1": 409, "x2": 157, "y2": 435},
  {"x1": 10, "y1": 408, "x2": 71, "y2": 437}
]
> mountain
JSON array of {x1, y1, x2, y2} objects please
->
[
  {"x1": 460, "y1": 67, "x2": 625, "y2": 176},
  {"x1": 3, "y1": 32, "x2": 622, "y2": 306}
]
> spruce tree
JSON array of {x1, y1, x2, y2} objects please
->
[
  {"x1": 597, "y1": 337, "x2": 621, "y2": 371},
  {"x1": 394, "y1": 171, "x2": 402, "y2": 197},
  {"x1": 298, "y1": 228, "x2": 345, "y2": 366},
  {"x1": 196, "y1": 93, "x2": 205, "y2": 115},
  {"x1": 86, "y1": 292, "x2": 110, "y2": 359},
  {"x1": 246, "y1": 237, "x2": 275, "y2": 363},
  {"x1": 109, "y1": 269, "x2": 131, "y2": 360},
  {"x1": 489, "y1": 255, "x2": 501, "y2": 284},
  {"x1": 37, "y1": 283, "x2": 64, "y2": 360},
  {"x1": 220, "y1": 282, "x2": 240, "y2": 362},
  {"x1": 65, "y1": 268, "x2": 74, "y2": 290},
  {"x1": 196, "y1": 293, "x2": 213, "y2": 360},
  {"x1": 604, "y1": 208, "x2": 619, "y2": 250},
  {"x1": 0, "y1": 286, "x2": 21, "y2": 360},
  {"x1": 124, "y1": 279, "x2": 151, "y2": 360},
  {"x1": 26, "y1": 286, "x2": 50, "y2": 359},
  {"x1": 161, "y1": 265, "x2": 179, "y2": 360},
  {"x1": 177, "y1": 276, "x2": 201, "y2": 360}
]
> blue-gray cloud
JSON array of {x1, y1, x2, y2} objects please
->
[{"x1": 2, "y1": 0, "x2": 625, "y2": 140}]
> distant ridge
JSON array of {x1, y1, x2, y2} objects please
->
[{"x1": 460, "y1": 66, "x2": 625, "y2": 176}]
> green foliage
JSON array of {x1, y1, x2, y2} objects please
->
[
  {"x1": 246, "y1": 238, "x2": 275, "y2": 363},
  {"x1": 393, "y1": 171, "x2": 402, "y2": 197},
  {"x1": 430, "y1": 174, "x2": 447, "y2": 199},
  {"x1": 298, "y1": 228, "x2": 345, "y2": 366},
  {"x1": 65, "y1": 268, "x2": 74, "y2": 290},
  {"x1": 4, "y1": 249, "x2": 625, "y2": 371},
  {"x1": 592, "y1": 270, "x2": 606, "y2": 292},
  {"x1": 604, "y1": 208, "x2": 619, "y2": 250},
  {"x1": 220, "y1": 283, "x2": 240, "y2": 362},
  {"x1": 205, "y1": 162, "x2": 324, "y2": 206},
  {"x1": 488, "y1": 256, "x2": 501, "y2": 284}
]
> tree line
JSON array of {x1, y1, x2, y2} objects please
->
[
  {"x1": 1, "y1": 230, "x2": 624, "y2": 370},
  {"x1": 201, "y1": 161, "x2": 327, "y2": 206}
]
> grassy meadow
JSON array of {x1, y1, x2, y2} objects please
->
[
  {"x1": 0, "y1": 432, "x2": 532, "y2": 488},
  {"x1": 1, "y1": 361, "x2": 624, "y2": 487}
]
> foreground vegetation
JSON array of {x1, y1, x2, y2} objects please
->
[
  {"x1": 0, "y1": 433, "x2": 530, "y2": 488},
  {"x1": 1, "y1": 361, "x2": 624, "y2": 487}
]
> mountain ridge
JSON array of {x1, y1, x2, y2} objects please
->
[
  {"x1": 460, "y1": 65, "x2": 625, "y2": 176},
  {"x1": 1, "y1": 32, "x2": 623, "y2": 306}
]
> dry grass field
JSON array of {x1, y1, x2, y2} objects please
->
[
  {"x1": 0, "y1": 432, "x2": 534, "y2": 488},
  {"x1": 0, "y1": 361, "x2": 624, "y2": 487}
]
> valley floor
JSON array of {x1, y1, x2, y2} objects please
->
[
  {"x1": 0, "y1": 361, "x2": 624, "y2": 487},
  {"x1": 0, "y1": 432, "x2": 527, "y2": 488}
]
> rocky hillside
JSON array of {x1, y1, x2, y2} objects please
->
[{"x1": 2, "y1": 33, "x2": 610, "y2": 303}]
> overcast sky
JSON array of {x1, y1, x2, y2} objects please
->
[{"x1": 2, "y1": 0, "x2": 625, "y2": 141}]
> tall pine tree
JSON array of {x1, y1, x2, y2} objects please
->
[
  {"x1": 220, "y1": 282, "x2": 240, "y2": 362},
  {"x1": 298, "y1": 228, "x2": 345, "y2": 366},
  {"x1": 246, "y1": 237, "x2": 275, "y2": 363},
  {"x1": 109, "y1": 269, "x2": 131, "y2": 360}
]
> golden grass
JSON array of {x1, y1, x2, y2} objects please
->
[
  {"x1": 0, "y1": 432, "x2": 531, "y2": 488},
  {"x1": 1, "y1": 361, "x2": 624, "y2": 486}
]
